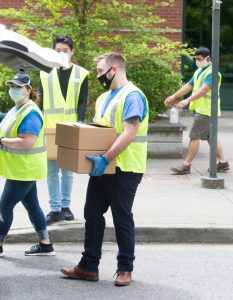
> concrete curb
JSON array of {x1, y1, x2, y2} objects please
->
[{"x1": 7, "y1": 224, "x2": 233, "y2": 244}]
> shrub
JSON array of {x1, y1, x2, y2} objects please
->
[
  {"x1": 127, "y1": 59, "x2": 182, "y2": 122},
  {"x1": 0, "y1": 66, "x2": 43, "y2": 113},
  {"x1": 0, "y1": 66, "x2": 14, "y2": 113},
  {"x1": 0, "y1": 0, "x2": 185, "y2": 122},
  {"x1": 0, "y1": 59, "x2": 182, "y2": 123}
]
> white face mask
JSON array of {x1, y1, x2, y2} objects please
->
[
  {"x1": 196, "y1": 57, "x2": 210, "y2": 68},
  {"x1": 9, "y1": 87, "x2": 25, "y2": 103},
  {"x1": 58, "y1": 52, "x2": 70, "y2": 69}
]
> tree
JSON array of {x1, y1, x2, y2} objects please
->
[
  {"x1": 186, "y1": 0, "x2": 233, "y2": 73},
  {"x1": 0, "y1": 0, "x2": 183, "y2": 121}
]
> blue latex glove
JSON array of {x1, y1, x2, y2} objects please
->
[{"x1": 86, "y1": 155, "x2": 109, "y2": 176}]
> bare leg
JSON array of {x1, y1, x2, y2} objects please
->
[
  {"x1": 184, "y1": 139, "x2": 200, "y2": 165},
  {"x1": 207, "y1": 139, "x2": 227, "y2": 163},
  {"x1": 217, "y1": 142, "x2": 227, "y2": 163}
]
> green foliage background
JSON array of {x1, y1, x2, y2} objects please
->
[
  {"x1": 186, "y1": 0, "x2": 233, "y2": 73},
  {"x1": 0, "y1": 0, "x2": 184, "y2": 121}
]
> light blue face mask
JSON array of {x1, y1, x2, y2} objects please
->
[{"x1": 9, "y1": 87, "x2": 25, "y2": 103}]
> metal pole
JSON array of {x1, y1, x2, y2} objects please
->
[
  {"x1": 201, "y1": 0, "x2": 224, "y2": 189},
  {"x1": 209, "y1": 0, "x2": 221, "y2": 178}
]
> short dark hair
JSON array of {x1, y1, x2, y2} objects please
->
[
  {"x1": 195, "y1": 47, "x2": 211, "y2": 58},
  {"x1": 53, "y1": 35, "x2": 74, "y2": 50},
  {"x1": 94, "y1": 52, "x2": 126, "y2": 70}
]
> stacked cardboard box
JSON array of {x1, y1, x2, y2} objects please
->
[
  {"x1": 45, "y1": 128, "x2": 57, "y2": 159},
  {"x1": 55, "y1": 122, "x2": 117, "y2": 174}
]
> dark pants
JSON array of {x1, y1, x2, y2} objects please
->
[
  {"x1": 78, "y1": 168, "x2": 143, "y2": 272},
  {"x1": 0, "y1": 179, "x2": 47, "y2": 241}
]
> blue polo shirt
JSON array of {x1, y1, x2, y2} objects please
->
[
  {"x1": 188, "y1": 66, "x2": 217, "y2": 87},
  {"x1": 101, "y1": 85, "x2": 147, "y2": 122},
  {"x1": 16, "y1": 105, "x2": 43, "y2": 136}
]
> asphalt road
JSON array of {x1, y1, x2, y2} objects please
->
[{"x1": 1, "y1": 243, "x2": 233, "y2": 300}]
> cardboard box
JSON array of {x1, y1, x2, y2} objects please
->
[
  {"x1": 55, "y1": 122, "x2": 117, "y2": 150},
  {"x1": 57, "y1": 147, "x2": 116, "y2": 174},
  {"x1": 45, "y1": 128, "x2": 57, "y2": 159},
  {"x1": 56, "y1": 122, "x2": 117, "y2": 174}
]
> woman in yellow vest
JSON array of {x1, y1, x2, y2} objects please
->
[{"x1": 0, "y1": 73, "x2": 55, "y2": 257}]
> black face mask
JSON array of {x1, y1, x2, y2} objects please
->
[{"x1": 97, "y1": 67, "x2": 116, "y2": 90}]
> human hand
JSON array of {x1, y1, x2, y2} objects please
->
[
  {"x1": 86, "y1": 155, "x2": 109, "y2": 176},
  {"x1": 164, "y1": 95, "x2": 176, "y2": 107},
  {"x1": 176, "y1": 99, "x2": 190, "y2": 110}
]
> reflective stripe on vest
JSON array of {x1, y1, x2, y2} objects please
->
[
  {"x1": 109, "y1": 84, "x2": 134, "y2": 127},
  {"x1": 0, "y1": 144, "x2": 46, "y2": 154},
  {"x1": 96, "y1": 82, "x2": 147, "y2": 134},
  {"x1": 4, "y1": 103, "x2": 35, "y2": 137},
  {"x1": 116, "y1": 133, "x2": 147, "y2": 143},
  {"x1": 193, "y1": 67, "x2": 217, "y2": 100},
  {"x1": 189, "y1": 66, "x2": 221, "y2": 116},
  {"x1": 44, "y1": 65, "x2": 81, "y2": 115},
  {"x1": 2, "y1": 102, "x2": 46, "y2": 154},
  {"x1": 108, "y1": 82, "x2": 147, "y2": 144},
  {"x1": 41, "y1": 65, "x2": 88, "y2": 128},
  {"x1": 95, "y1": 82, "x2": 149, "y2": 173},
  {"x1": 0, "y1": 100, "x2": 47, "y2": 180}
]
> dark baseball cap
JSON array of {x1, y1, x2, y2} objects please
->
[{"x1": 6, "y1": 73, "x2": 32, "y2": 88}]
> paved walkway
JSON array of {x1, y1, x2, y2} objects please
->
[{"x1": 2, "y1": 115, "x2": 233, "y2": 243}]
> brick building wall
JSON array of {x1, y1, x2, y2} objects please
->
[
  {"x1": 0, "y1": 0, "x2": 183, "y2": 42},
  {"x1": 0, "y1": 0, "x2": 26, "y2": 26},
  {"x1": 155, "y1": 0, "x2": 183, "y2": 42}
]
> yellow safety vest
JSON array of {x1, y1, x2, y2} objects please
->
[
  {"x1": 40, "y1": 64, "x2": 89, "y2": 128},
  {"x1": 0, "y1": 100, "x2": 47, "y2": 181},
  {"x1": 95, "y1": 82, "x2": 149, "y2": 173},
  {"x1": 189, "y1": 66, "x2": 221, "y2": 116}
]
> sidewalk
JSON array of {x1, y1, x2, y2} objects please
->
[{"x1": 3, "y1": 115, "x2": 233, "y2": 243}]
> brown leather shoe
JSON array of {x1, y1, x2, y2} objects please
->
[
  {"x1": 114, "y1": 271, "x2": 132, "y2": 286},
  {"x1": 60, "y1": 266, "x2": 99, "y2": 281}
]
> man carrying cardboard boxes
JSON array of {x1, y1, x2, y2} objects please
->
[
  {"x1": 60, "y1": 52, "x2": 149, "y2": 286},
  {"x1": 38, "y1": 35, "x2": 89, "y2": 225}
]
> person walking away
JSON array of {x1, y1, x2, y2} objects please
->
[
  {"x1": 0, "y1": 73, "x2": 55, "y2": 257},
  {"x1": 38, "y1": 35, "x2": 89, "y2": 225},
  {"x1": 164, "y1": 46, "x2": 229, "y2": 175},
  {"x1": 60, "y1": 52, "x2": 149, "y2": 286}
]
